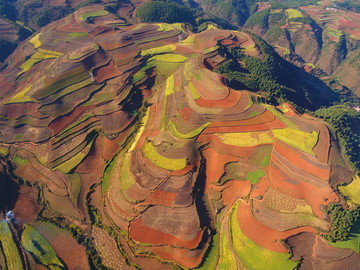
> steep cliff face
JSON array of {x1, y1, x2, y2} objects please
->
[{"x1": 0, "y1": 5, "x2": 358, "y2": 270}]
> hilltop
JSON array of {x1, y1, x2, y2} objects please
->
[{"x1": 0, "y1": 4, "x2": 359, "y2": 269}]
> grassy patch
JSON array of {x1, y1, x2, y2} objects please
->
[
  {"x1": 21, "y1": 224, "x2": 64, "y2": 270},
  {"x1": 218, "y1": 131, "x2": 273, "y2": 147},
  {"x1": 142, "y1": 141, "x2": 187, "y2": 171},
  {"x1": 246, "y1": 169, "x2": 265, "y2": 184},
  {"x1": 0, "y1": 146, "x2": 9, "y2": 155},
  {"x1": 102, "y1": 156, "x2": 116, "y2": 193},
  {"x1": 339, "y1": 176, "x2": 360, "y2": 205},
  {"x1": 195, "y1": 233, "x2": 219, "y2": 270},
  {"x1": 120, "y1": 153, "x2": 135, "y2": 192},
  {"x1": 286, "y1": 8, "x2": 303, "y2": 19},
  {"x1": 272, "y1": 127, "x2": 318, "y2": 154},
  {"x1": 230, "y1": 202, "x2": 298, "y2": 270},
  {"x1": 328, "y1": 220, "x2": 360, "y2": 253},
  {"x1": 0, "y1": 221, "x2": 23, "y2": 270},
  {"x1": 68, "y1": 173, "x2": 82, "y2": 207}
]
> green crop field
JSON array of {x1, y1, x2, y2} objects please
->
[
  {"x1": 21, "y1": 224, "x2": 64, "y2": 270},
  {"x1": 0, "y1": 221, "x2": 23, "y2": 270}
]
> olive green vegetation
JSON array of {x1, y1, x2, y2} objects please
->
[
  {"x1": 136, "y1": 1, "x2": 196, "y2": 25},
  {"x1": 244, "y1": 8, "x2": 270, "y2": 29},
  {"x1": 314, "y1": 106, "x2": 360, "y2": 172},
  {"x1": 136, "y1": 0, "x2": 236, "y2": 31},
  {"x1": 199, "y1": 0, "x2": 260, "y2": 26},
  {"x1": 322, "y1": 204, "x2": 360, "y2": 243}
]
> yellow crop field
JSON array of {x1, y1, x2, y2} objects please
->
[
  {"x1": 286, "y1": 8, "x2": 303, "y2": 19},
  {"x1": 141, "y1": 44, "x2": 176, "y2": 56},
  {"x1": 203, "y1": 45, "x2": 219, "y2": 54},
  {"x1": 218, "y1": 221, "x2": 237, "y2": 269},
  {"x1": 120, "y1": 153, "x2": 136, "y2": 192},
  {"x1": 30, "y1": 33, "x2": 41, "y2": 48},
  {"x1": 151, "y1": 53, "x2": 188, "y2": 63},
  {"x1": 156, "y1": 23, "x2": 175, "y2": 32},
  {"x1": 178, "y1": 34, "x2": 196, "y2": 45},
  {"x1": 165, "y1": 74, "x2": 175, "y2": 96},
  {"x1": 4, "y1": 85, "x2": 35, "y2": 104},
  {"x1": 142, "y1": 141, "x2": 187, "y2": 171},
  {"x1": 18, "y1": 49, "x2": 63, "y2": 75},
  {"x1": 21, "y1": 224, "x2": 64, "y2": 270},
  {"x1": 230, "y1": 202, "x2": 297, "y2": 270},
  {"x1": 169, "y1": 121, "x2": 209, "y2": 139},
  {"x1": 218, "y1": 131, "x2": 273, "y2": 147},
  {"x1": 339, "y1": 176, "x2": 360, "y2": 205},
  {"x1": 188, "y1": 81, "x2": 201, "y2": 100},
  {"x1": 0, "y1": 221, "x2": 23, "y2": 270},
  {"x1": 128, "y1": 106, "x2": 150, "y2": 152},
  {"x1": 272, "y1": 128, "x2": 318, "y2": 154}
]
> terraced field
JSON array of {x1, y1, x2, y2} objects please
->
[{"x1": 0, "y1": 4, "x2": 358, "y2": 270}]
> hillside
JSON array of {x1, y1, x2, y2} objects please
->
[
  {"x1": 242, "y1": 0, "x2": 360, "y2": 95},
  {"x1": 0, "y1": 4, "x2": 359, "y2": 269}
]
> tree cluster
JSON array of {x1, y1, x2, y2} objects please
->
[
  {"x1": 314, "y1": 106, "x2": 360, "y2": 172},
  {"x1": 136, "y1": 1, "x2": 196, "y2": 25},
  {"x1": 323, "y1": 203, "x2": 360, "y2": 242}
]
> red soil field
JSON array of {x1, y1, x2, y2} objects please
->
[
  {"x1": 32, "y1": 222, "x2": 89, "y2": 270},
  {"x1": 201, "y1": 147, "x2": 238, "y2": 191},
  {"x1": 273, "y1": 139, "x2": 330, "y2": 180},
  {"x1": 251, "y1": 176, "x2": 270, "y2": 198},
  {"x1": 221, "y1": 180, "x2": 252, "y2": 206},
  {"x1": 130, "y1": 218, "x2": 204, "y2": 249},
  {"x1": 197, "y1": 134, "x2": 258, "y2": 158},
  {"x1": 12, "y1": 185, "x2": 41, "y2": 223},
  {"x1": 202, "y1": 116, "x2": 286, "y2": 133},
  {"x1": 48, "y1": 104, "x2": 94, "y2": 135},
  {"x1": 207, "y1": 109, "x2": 275, "y2": 127},
  {"x1": 268, "y1": 160, "x2": 339, "y2": 217},
  {"x1": 141, "y1": 190, "x2": 178, "y2": 207},
  {"x1": 195, "y1": 89, "x2": 242, "y2": 109}
]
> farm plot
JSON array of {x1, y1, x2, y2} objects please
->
[
  {"x1": 21, "y1": 224, "x2": 64, "y2": 270},
  {"x1": 0, "y1": 221, "x2": 23, "y2": 270}
]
